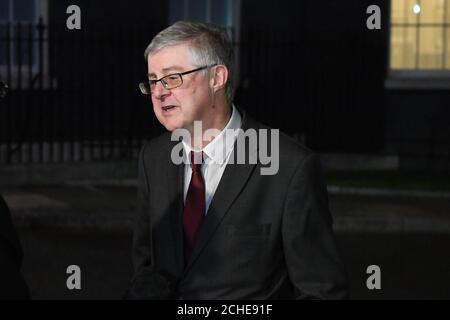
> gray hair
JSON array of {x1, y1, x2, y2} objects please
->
[{"x1": 144, "y1": 21, "x2": 235, "y2": 104}]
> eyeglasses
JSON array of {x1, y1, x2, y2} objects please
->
[{"x1": 139, "y1": 64, "x2": 217, "y2": 95}]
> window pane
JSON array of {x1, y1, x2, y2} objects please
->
[
  {"x1": 446, "y1": 27, "x2": 450, "y2": 68},
  {"x1": 419, "y1": 0, "x2": 444, "y2": 24},
  {"x1": 0, "y1": 0, "x2": 9, "y2": 21},
  {"x1": 403, "y1": 0, "x2": 420, "y2": 24},
  {"x1": 13, "y1": 0, "x2": 35, "y2": 22},
  {"x1": 391, "y1": 0, "x2": 404, "y2": 24},
  {"x1": 446, "y1": 0, "x2": 450, "y2": 23},
  {"x1": 418, "y1": 27, "x2": 444, "y2": 68},
  {"x1": 391, "y1": 26, "x2": 417, "y2": 69},
  {"x1": 391, "y1": 0, "x2": 418, "y2": 24}
]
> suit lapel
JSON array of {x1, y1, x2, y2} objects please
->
[{"x1": 183, "y1": 110, "x2": 260, "y2": 274}]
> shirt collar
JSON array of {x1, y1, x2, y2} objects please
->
[{"x1": 182, "y1": 104, "x2": 242, "y2": 165}]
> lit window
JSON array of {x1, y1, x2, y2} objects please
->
[{"x1": 390, "y1": 0, "x2": 450, "y2": 70}]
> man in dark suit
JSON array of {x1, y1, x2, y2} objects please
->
[{"x1": 126, "y1": 21, "x2": 348, "y2": 299}]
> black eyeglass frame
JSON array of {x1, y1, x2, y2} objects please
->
[{"x1": 139, "y1": 64, "x2": 218, "y2": 95}]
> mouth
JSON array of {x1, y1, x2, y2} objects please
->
[{"x1": 162, "y1": 105, "x2": 177, "y2": 112}]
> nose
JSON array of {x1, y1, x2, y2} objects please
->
[{"x1": 152, "y1": 80, "x2": 171, "y2": 100}]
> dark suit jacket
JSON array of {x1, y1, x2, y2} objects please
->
[
  {"x1": 0, "y1": 195, "x2": 30, "y2": 300},
  {"x1": 126, "y1": 110, "x2": 348, "y2": 299}
]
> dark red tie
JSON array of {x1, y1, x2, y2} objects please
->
[{"x1": 183, "y1": 151, "x2": 205, "y2": 264}]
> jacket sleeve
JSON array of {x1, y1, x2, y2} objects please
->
[
  {"x1": 124, "y1": 144, "x2": 175, "y2": 299},
  {"x1": 282, "y1": 153, "x2": 349, "y2": 299},
  {"x1": 0, "y1": 195, "x2": 30, "y2": 299}
]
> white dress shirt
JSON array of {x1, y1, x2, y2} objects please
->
[{"x1": 182, "y1": 105, "x2": 242, "y2": 214}]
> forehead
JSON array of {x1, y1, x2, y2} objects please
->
[{"x1": 147, "y1": 44, "x2": 194, "y2": 76}]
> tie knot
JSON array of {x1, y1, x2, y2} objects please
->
[{"x1": 190, "y1": 151, "x2": 203, "y2": 172}]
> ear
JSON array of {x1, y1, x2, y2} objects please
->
[{"x1": 210, "y1": 65, "x2": 228, "y2": 94}]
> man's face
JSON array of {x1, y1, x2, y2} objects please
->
[{"x1": 147, "y1": 44, "x2": 213, "y2": 132}]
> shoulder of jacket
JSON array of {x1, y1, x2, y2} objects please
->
[{"x1": 140, "y1": 131, "x2": 174, "y2": 155}]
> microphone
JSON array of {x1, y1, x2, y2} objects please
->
[{"x1": 0, "y1": 81, "x2": 8, "y2": 98}]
